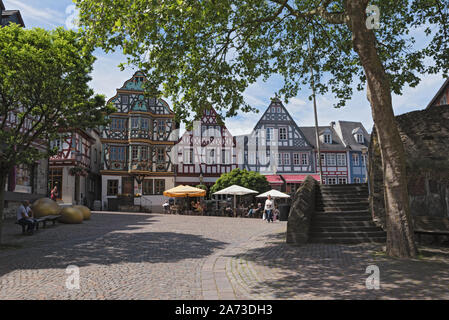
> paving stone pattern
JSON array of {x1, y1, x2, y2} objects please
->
[{"x1": 1, "y1": 212, "x2": 449, "y2": 299}]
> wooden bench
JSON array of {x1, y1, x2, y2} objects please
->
[{"x1": 413, "y1": 216, "x2": 449, "y2": 243}]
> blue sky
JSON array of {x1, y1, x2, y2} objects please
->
[{"x1": 4, "y1": 0, "x2": 445, "y2": 135}]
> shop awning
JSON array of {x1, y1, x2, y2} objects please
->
[
  {"x1": 265, "y1": 175, "x2": 284, "y2": 185},
  {"x1": 282, "y1": 174, "x2": 321, "y2": 183}
]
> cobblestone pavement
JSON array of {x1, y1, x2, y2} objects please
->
[
  {"x1": 2, "y1": 212, "x2": 449, "y2": 299},
  {"x1": 217, "y1": 231, "x2": 449, "y2": 299},
  {"x1": 0, "y1": 212, "x2": 275, "y2": 299}
]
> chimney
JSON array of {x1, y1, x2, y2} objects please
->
[{"x1": 330, "y1": 121, "x2": 336, "y2": 128}]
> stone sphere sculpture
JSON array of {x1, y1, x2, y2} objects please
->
[
  {"x1": 59, "y1": 207, "x2": 84, "y2": 224},
  {"x1": 31, "y1": 198, "x2": 61, "y2": 218},
  {"x1": 73, "y1": 205, "x2": 91, "y2": 220}
]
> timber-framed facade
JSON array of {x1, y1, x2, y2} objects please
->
[{"x1": 100, "y1": 71, "x2": 178, "y2": 211}]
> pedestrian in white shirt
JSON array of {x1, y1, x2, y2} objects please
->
[
  {"x1": 16, "y1": 200, "x2": 36, "y2": 233},
  {"x1": 264, "y1": 195, "x2": 274, "y2": 223}
]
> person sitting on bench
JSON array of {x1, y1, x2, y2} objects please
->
[
  {"x1": 247, "y1": 202, "x2": 262, "y2": 217},
  {"x1": 17, "y1": 200, "x2": 37, "y2": 234}
]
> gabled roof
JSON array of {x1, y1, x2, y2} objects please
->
[
  {"x1": 108, "y1": 71, "x2": 173, "y2": 114},
  {"x1": 251, "y1": 97, "x2": 313, "y2": 147},
  {"x1": 427, "y1": 78, "x2": 449, "y2": 109},
  {"x1": 335, "y1": 120, "x2": 370, "y2": 151},
  {"x1": 300, "y1": 126, "x2": 347, "y2": 151},
  {"x1": 1, "y1": 9, "x2": 25, "y2": 27},
  {"x1": 1, "y1": 1, "x2": 5, "y2": 11}
]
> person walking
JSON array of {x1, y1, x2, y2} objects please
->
[
  {"x1": 50, "y1": 184, "x2": 59, "y2": 201},
  {"x1": 264, "y1": 195, "x2": 274, "y2": 223}
]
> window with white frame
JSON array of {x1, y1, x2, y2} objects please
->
[
  {"x1": 353, "y1": 177, "x2": 361, "y2": 183},
  {"x1": 184, "y1": 148, "x2": 193, "y2": 164},
  {"x1": 141, "y1": 146, "x2": 148, "y2": 160},
  {"x1": 352, "y1": 153, "x2": 360, "y2": 166},
  {"x1": 266, "y1": 127, "x2": 274, "y2": 141},
  {"x1": 337, "y1": 153, "x2": 346, "y2": 166},
  {"x1": 283, "y1": 153, "x2": 290, "y2": 165},
  {"x1": 131, "y1": 146, "x2": 139, "y2": 160},
  {"x1": 293, "y1": 153, "x2": 300, "y2": 165},
  {"x1": 141, "y1": 118, "x2": 149, "y2": 130},
  {"x1": 208, "y1": 149, "x2": 216, "y2": 164},
  {"x1": 131, "y1": 118, "x2": 139, "y2": 128},
  {"x1": 316, "y1": 153, "x2": 326, "y2": 167},
  {"x1": 324, "y1": 134, "x2": 332, "y2": 144},
  {"x1": 326, "y1": 153, "x2": 336, "y2": 166},
  {"x1": 338, "y1": 177, "x2": 347, "y2": 184},
  {"x1": 327, "y1": 177, "x2": 337, "y2": 185},
  {"x1": 301, "y1": 153, "x2": 309, "y2": 165},
  {"x1": 221, "y1": 149, "x2": 230, "y2": 164},
  {"x1": 279, "y1": 127, "x2": 287, "y2": 140},
  {"x1": 356, "y1": 133, "x2": 364, "y2": 143}
]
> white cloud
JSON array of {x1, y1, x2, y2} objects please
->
[{"x1": 4, "y1": 0, "x2": 66, "y2": 27}]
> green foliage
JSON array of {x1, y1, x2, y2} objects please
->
[
  {"x1": 210, "y1": 168, "x2": 270, "y2": 194},
  {"x1": 74, "y1": 0, "x2": 449, "y2": 123},
  {"x1": 0, "y1": 24, "x2": 116, "y2": 171},
  {"x1": 195, "y1": 184, "x2": 208, "y2": 191}
]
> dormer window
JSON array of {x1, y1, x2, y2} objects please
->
[
  {"x1": 324, "y1": 134, "x2": 332, "y2": 144},
  {"x1": 356, "y1": 133, "x2": 364, "y2": 144}
]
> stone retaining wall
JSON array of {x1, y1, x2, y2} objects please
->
[{"x1": 369, "y1": 106, "x2": 449, "y2": 227}]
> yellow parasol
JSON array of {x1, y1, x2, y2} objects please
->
[{"x1": 163, "y1": 185, "x2": 206, "y2": 198}]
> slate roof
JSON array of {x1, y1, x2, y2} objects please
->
[
  {"x1": 334, "y1": 120, "x2": 370, "y2": 151},
  {"x1": 1, "y1": 1, "x2": 25, "y2": 27},
  {"x1": 300, "y1": 126, "x2": 347, "y2": 151}
]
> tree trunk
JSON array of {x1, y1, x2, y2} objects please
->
[
  {"x1": 0, "y1": 168, "x2": 7, "y2": 245},
  {"x1": 346, "y1": 1, "x2": 418, "y2": 258}
]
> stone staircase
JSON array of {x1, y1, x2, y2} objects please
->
[{"x1": 309, "y1": 183, "x2": 386, "y2": 244}]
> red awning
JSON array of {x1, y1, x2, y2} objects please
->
[
  {"x1": 282, "y1": 174, "x2": 321, "y2": 183},
  {"x1": 265, "y1": 175, "x2": 283, "y2": 185}
]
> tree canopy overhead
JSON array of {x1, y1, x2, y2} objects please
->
[
  {"x1": 75, "y1": 0, "x2": 448, "y2": 121},
  {"x1": 0, "y1": 24, "x2": 116, "y2": 243},
  {"x1": 0, "y1": 25, "x2": 115, "y2": 168},
  {"x1": 75, "y1": 0, "x2": 449, "y2": 258}
]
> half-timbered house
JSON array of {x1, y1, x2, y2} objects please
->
[
  {"x1": 333, "y1": 121, "x2": 370, "y2": 183},
  {"x1": 301, "y1": 123, "x2": 350, "y2": 184},
  {"x1": 49, "y1": 128, "x2": 101, "y2": 207},
  {"x1": 239, "y1": 98, "x2": 318, "y2": 193},
  {"x1": 100, "y1": 71, "x2": 178, "y2": 211},
  {"x1": 174, "y1": 107, "x2": 238, "y2": 187}
]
